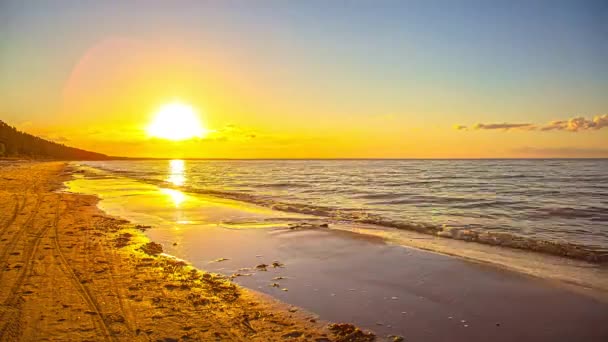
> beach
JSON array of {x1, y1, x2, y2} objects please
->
[
  {"x1": 0, "y1": 162, "x2": 366, "y2": 341},
  {"x1": 1, "y1": 161, "x2": 607, "y2": 341}
]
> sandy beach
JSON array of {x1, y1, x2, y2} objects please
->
[{"x1": 0, "y1": 161, "x2": 374, "y2": 341}]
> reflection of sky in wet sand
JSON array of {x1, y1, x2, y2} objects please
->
[
  {"x1": 66, "y1": 165, "x2": 308, "y2": 231},
  {"x1": 160, "y1": 188, "x2": 186, "y2": 207},
  {"x1": 167, "y1": 159, "x2": 185, "y2": 186}
]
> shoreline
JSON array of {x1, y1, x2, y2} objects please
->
[
  {"x1": 72, "y1": 163, "x2": 608, "y2": 298},
  {"x1": 65, "y1": 162, "x2": 608, "y2": 341},
  {"x1": 0, "y1": 162, "x2": 375, "y2": 341},
  {"x1": 79, "y1": 162, "x2": 607, "y2": 264}
]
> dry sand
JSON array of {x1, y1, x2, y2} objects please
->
[{"x1": 0, "y1": 162, "x2": 375, "y2": 341}]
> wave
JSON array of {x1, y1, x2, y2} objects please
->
[
  {"x1": 527, "y1": 207, "x2": 608, "y2": 222},
  {"x1": 77, "y1": 164, "x2": 608, "y2": 263},
  {"x1": 450, "y1": 200, "x2": 530, "y2": 210},
  {"x1": 351, "y1": 192, "x2": 406, "y2": 200},
  {"x1": 254, "y1": 182, "x2": 311, "y2": 188}
]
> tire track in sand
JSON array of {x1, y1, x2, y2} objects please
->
[
  {"x1": 49, "y1": 202, "x2": 115, "y2": 342},
  {"x1": 0, "y1": 195, "x2": 51, "y2": 341},
  {"x1": 0, "y1": 195, "x2": 20, "y2": 238},
  {"x1": 0, "y1": 194, "x2": 42, "y2": 286},
  {"x1": 94, "y1": 228, "x2": 136, "y2": 337},
  {"x1": 0, "y1": 177, "x2": 37, "y2": 241}
]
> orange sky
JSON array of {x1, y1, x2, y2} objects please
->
[{"x1": 1, "y1": 2, "x2": 607, "y2": 158}]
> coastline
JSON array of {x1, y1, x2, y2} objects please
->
[
  {"x1": 65, "y1": 162, "x2": 608, "y2": 341},
  {"x1": 0, "y1": 162, "x2": 374, "y2": 341},
  {"x1": 81, "y1": 160, "x2": 608, "y2": 264},
  {"x1": 72, "y1": 163, "x2": 608, "y2": 297}
]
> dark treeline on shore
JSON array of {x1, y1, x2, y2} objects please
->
[{"x1": 0, "y1": 120, "x2": 109, "y2": 160}]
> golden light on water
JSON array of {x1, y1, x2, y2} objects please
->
[
  {"x1": 163, "y1": 160, "x2": 187, "y2": 207},
  {"x1": 146, "y1": 102, "x2": 208, "y2": 141},
  {"x1": 161, "y1": 188, "x2": 186, "y2": 207},
  {"x1": 168, "y1": 159, "x2": 185, "y2": 186}
]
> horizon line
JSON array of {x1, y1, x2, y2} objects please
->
[{"x1": 103, "y1": 157, "x2": 608, "y2": 161}]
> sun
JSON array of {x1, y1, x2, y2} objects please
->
[{"x1": 147, "y1": 102, "x2": 208, "y2": 140}]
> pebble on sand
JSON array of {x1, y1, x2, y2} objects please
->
[
  {"x1": 255, "y1": 264, "x2": 268, "y2": 271},
  {"x1": 211, "y1": 257, "x2": 229, "y2": 263}
]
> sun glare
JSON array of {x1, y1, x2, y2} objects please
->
[
  {"x1": 167, "y1": 159, "x2": 185, "y2": 186},
  {"x1": 147, "y1": 102, "x2": 207, "y2": 140}
]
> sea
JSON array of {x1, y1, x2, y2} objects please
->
[{"x1": 79, "y1": 159, "x2": 608, "y2": 261}]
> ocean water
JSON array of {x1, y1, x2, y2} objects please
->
[{"x1": 80, "y1": 159, "x2": 608, "y2": 260}]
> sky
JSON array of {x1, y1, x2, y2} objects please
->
[{"x1": 1, "y1": 0, "x2": 607, "y2": 158}]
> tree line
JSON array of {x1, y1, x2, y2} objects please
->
[{"x1": 0, "y1": 120, "x2": 109, "y2": 160}]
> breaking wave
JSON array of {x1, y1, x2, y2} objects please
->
[{"x1": 77, "y1": 159, "x2": 608, "y2": 263}]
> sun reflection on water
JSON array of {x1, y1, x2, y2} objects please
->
[
  {"x1": 167, "y1": 159, "x2": 186, "y2": 186},
  {"x1": 160, "y1": 188, "x2": 186, "y2": 207}
]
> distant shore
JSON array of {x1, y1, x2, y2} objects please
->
[{"x1": 0, "y1": 162, "x2": 374, "y2": 341}]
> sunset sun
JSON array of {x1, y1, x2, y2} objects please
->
[{"x1": 146, "y1": 102, "x2": 207, "y2": 141}]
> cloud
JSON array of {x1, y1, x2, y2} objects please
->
[
  {"x1": 456, "y1": 114, "x2": 608, "y2": 133},
  {"x1": 539, "y1": 114, "x2": 608, "y2": 131},
  {"x1": 202, "y1": 124, "x2": 259, "y2": 142},
  {"x1": 37, "y1": 134, "x2": 70, "y2": 143},
  {"x1": 472, "y1": 123, "x2": 534, "y2": 130}
]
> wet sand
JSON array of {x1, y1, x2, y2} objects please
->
[
  {"x1": 66, "y1": 163, "x2": 608, "y2": 341},
  {"x1": 0, "y1": 162, "x2": 371, "y2": 341},
  {"x1": 186, "y1": 228, "x2": 608, "y2": 341}
]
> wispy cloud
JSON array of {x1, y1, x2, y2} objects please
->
[
  {"x1": 38, "y1": 134, "x2": 69, "y2": 143},
  {"x1": 456, "y1": 114, "x2": 608, "y2": 132},
  {"x1": 203, "y1": 124, "x2": 259, "y2": 142},
  {"x1": 539, "y1": 114, "x2": 608, "y2": 131},
  {"x1": 472, "y1": 123, "x2": 534, "y2": 131}
]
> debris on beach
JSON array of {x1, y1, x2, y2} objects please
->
[
  {"x1": 272, "y1": 261, "x2": 284, "y2": 268},
  {"x1": 282, "y1": 330, "x2": 304, "y2": 338},
  {"x1": 270, "y1": 283, "x2": 280, "y2": 288},
  {"x1": 114, "y1": 232, "x2": 133, "y2": 248},
  {"x1": 328, "y1": 323, "x2": 375, "y2": 342},
  {"x1": 139, "y1": 242, "x2": 163, "y2": 256},
  {"x1": 135, "y1": 224, "x2": 152, "y2": 231},
  {"x1": 211, "y1": 257, "x2": 229, "y2": 263},
  {"x1": 287, "y1": 222, "x2": 330, "y2": 230},
  {"x1": 256, "y1": 263, "x2": 268, "y2": 271},
  {"x1": 230, "y1": 272, "x2": 252, "y2": 280},
  {"x1": 281, "y1": 288, "x2": 288, "y2": 292},
  {"x1": 273, "y1": 276, "x2": 285, "y2": 280}
]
